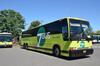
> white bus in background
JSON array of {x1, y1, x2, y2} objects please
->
[{"x1": 92, "y1": 35, "x2": 100, "y2": 44}]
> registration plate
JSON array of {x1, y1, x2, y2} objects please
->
[{"x1": 83, "y1": 50, "x2": 86, "y2": 53}]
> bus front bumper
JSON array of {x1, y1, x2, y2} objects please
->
[
  {"x1": 69, "y1": 48, "x2": 94, "y2": 57},
  {"x1": 0, "y1": 45, "x2": 12, "y2": 48}
]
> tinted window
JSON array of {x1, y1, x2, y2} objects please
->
[
  {"x1": 45, "y1": 20, "x2": 66, "y2": 34},
  {"x1": 70, "y1": 19, "x2": 81, "y2": 40},
  {"x1": 62, "y1": 26, "x2": 68, "y2": 41},
  {"x1": 23, "y1": 19, "x2": 68, "y2": 37},
  {"x1": 70, "y1": 19, "x2": 91, "y2": 40},
  {"x1": 0, "y1": 35, "x2": 12, "y2": 42}
]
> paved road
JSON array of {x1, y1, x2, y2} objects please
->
[{"x1": 0, "y1": 44, "x2": 100, "y2": 66}]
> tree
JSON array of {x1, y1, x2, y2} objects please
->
[
  {"x1": 93, "y1": 30, "x2": 100, "y2": 35},
  {"x1": 0, "y1": 9, "x2": 25, "y2": 37},
  {"x1": 92, "y1": 30, "x2": 100, "y2": 35},
  {"x1": 96, "y1": 30, "x2": 100, "y2": 34},
  {"x1": 28, "y1": 20, "x2": 41, "y2": 30}
]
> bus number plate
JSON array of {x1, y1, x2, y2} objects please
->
[{"x1": 83, "y1": 50, "x2": 86, "y2": 53}]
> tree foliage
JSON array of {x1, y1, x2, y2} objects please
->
[
  {"x1": 28, "y1": 20, "x2": 41, "y2": 30},
  {"x1": 92, "y1": 30, "x2": 100, "y2": 35},
  {"x1": 0, "y1": 9, "x2": 25, "y2": 37}
]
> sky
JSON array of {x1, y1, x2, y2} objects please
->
[{"x1": 0, "y1": 0, "x2": 100, "y2": 31}]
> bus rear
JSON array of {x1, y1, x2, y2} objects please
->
[
  {"x1": 68, "y1": 18, "x2": 93, "y2": 57},
  {"x1": 0, "y1": 33, "x2": 13, "y2": 48}
]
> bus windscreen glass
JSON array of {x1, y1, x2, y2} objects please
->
[
  {"x1": 0, "y1": 34, "x2": 12, "y2": 42},
  {"x1": 70, "y1": 19, "x2": 91, "y2": 40}
]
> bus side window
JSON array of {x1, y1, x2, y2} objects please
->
[{"x1": 62, "y1": 26, "x2": 68, "y2": 41}]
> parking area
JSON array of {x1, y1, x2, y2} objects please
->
[{"x1": 0, "y1": 44, "x2": 99, "y2": 66}]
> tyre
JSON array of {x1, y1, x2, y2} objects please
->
[
  {"x1": 9, "y1": 45, "x2": 12, "y2": 48},
  {"x1": 23, "y1": 43, "x2": 25, "y2": 49},
  {"x1": 23, "y1": 43, "x2": 27, "y2": 49},
  {"x1": 25, "y1": 43, "x2": 28, "y2": 49},
  {"x1": 53, "y1": 46, "x2": 61, "y2": 57}
]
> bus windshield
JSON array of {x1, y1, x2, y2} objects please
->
[
  {"x1": 70, "y1": 19, "x2": 91, "y2": 40},
  {"x1": 0, "y1": 34, "x2": 12, "y2": 42}
]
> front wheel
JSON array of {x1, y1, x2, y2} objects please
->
[
  {"x1": 9, "y1": 45, "x2": 13, "y2": 48},
  {"x1": 23, "y1": 43, "x2": 28, "y2": 49},
  {"x1": 53, "y1": 46, "x2": 61, "y2": 57}
]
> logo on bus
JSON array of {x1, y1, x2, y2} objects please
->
[
  {"x1": 80, "y1": 41, "x2": 85, "y2": 48},
  {"x1": 37, "y1": 27, "x2": 50, "y2": 47}
]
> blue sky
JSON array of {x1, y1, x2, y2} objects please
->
[{"x1": 0, "y1": 0, "x2": 100, "y2": 31}]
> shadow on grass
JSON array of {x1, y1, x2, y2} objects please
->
[{"x1": 22, "y1": 48, "x2": 90, "y2": 61}]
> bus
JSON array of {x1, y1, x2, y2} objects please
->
[
  {"x1": 92, "y1": 34, "x2": 100, "y2": 44},
  {"x1": 0, "y1": 32, "x2": 13, "y2": 48},
  {"x1": 21, "y1": 17, "x2": 94, "y2": 57}
]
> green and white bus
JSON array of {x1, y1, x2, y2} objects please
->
[{"x1": 21, "y1": 17, "x2": 94, "y2": 57}]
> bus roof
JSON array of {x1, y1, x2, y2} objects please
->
[
  {"x1": 67, "y1": 17, "x2": 88, "y2": 22},
  {"x1": 35, "y1": 17, "x2": 88, "y2": 28}
]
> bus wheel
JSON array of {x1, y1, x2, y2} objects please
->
[
  {"x1": 53, "y1": 46, "x2": 61, "y2": 57},
  {"x1": 26, "y1": 43, "x2": 28, "y2": 49},
  {"x1": 10, "y1": 45, "x2": 12, "y2": 48},
  {"x1": 23, "y1": 43, "x2": 28, "y2": 49},
  {"x1": 23, "y1": 43, "x2": 26, "y2": 49}
]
